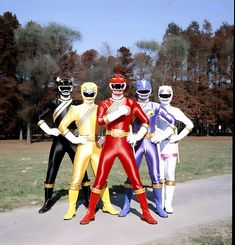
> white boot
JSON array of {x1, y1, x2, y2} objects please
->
[{"x1": 164, "y1": 184, "x2": 175, "y2": 214}]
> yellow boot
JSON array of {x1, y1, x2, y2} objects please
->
[
  {"x1": 101, "y1": 187, "x2": 118, "y2": 215},
  {"x1": 64, "y1": 189, "x2": 79, "y2": 220}
]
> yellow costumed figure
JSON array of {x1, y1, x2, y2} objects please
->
[{"x1": 59, "y1": 82, "x2": 118, "y2": 220}]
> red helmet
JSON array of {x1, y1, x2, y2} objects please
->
[
  {"x1": 109, "y1": 74, "x2": 126, "y2": 93},
  {"x1": 109, "y1": 73, "x2": 126, "y2": 84}
]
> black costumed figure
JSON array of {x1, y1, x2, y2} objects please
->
[{"x1": 37, "y1": 77, "x2": 90, "y2": 213}]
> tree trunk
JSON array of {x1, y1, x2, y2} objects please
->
[
  {"x1": 206, "y1": 123, "x2": 209, "y2": 136},
  {"x1": 26, "y1": 121, "x2": 32, "y2": 144},
  {"x1": 19, "y1": 128, "x2": 23, "y2": 140}
]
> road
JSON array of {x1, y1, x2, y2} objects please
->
[{"x1": 0, "y1": 174, "x2": 232, "y2": 245}]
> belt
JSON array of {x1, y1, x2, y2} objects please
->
[
  {"x1": 106, "y1": 129, "x2": 129, "y2": 138},
  {"x1": 144, "y1": 132, "x2": 155, "y2": 139},
  {"x1": 80, "y1": 135, "x2": 99, "y2": 142}
]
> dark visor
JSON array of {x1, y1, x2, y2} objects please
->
[
  {"x1": 111, "y1": 84, "x2": 125, "y2": 89},
  {"x1": 159, "y1": 94, "x2": 171, "y2": 98}
]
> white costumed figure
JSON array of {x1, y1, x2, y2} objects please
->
[{"x1": 151, "y1": 85, "x2": 194, "y2": 214}]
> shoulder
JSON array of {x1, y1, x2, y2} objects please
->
[
  {"x1": 49, "y1": 100, "x2": 60, "y2": 110},
  {"x1": 171, "y1": 106, "x2": 182, "y2": 114},
  {"x1": 151, "y1": 101, "x2": 160, "y2": 110},
  {"x1": 98, "y1": 99, "x2": 109, "y2": 107},
  {"x1": 126, "y1": 98, "x2": 138, "y2": 106},
  {"x1": 50, "y1": 99, "x2": 58, "y2": 106},
  {"x1": 69, "y1": 104, "x2": 79, "y2": 111}
]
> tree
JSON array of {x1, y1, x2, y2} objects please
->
[
  {"x1": 155, "y1": 35, "x2": 190, "y2": 84},
  {"x1": 213, "y1": 23, "x2": 234, "y2": 85},
  {"x1": 133, "y1": 52, "x2": 153, "y2": 79},
  {"x1": 135, "y1": 40, "x2": 160, "y2": 58},
  {"x1": 0, "y1": 12, "x2": 21, "y2": 138},
  {"x1": 15, "y1": 21, "x2": 82, "y2": 142},
  {"x1": 116, "y1": 47, "x2": 135, "y2": 97},
  {"x1": 163, "y1": 22, "x2": 183, "y2": 37}
]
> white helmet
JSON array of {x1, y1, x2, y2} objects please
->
[{"x1": 158, "y1": 85, "x2": 173, "y2": 106}]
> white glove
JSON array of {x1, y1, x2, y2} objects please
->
[
  {"x1": 49, "y1": 128, "x2": 61, "y2": 136},
  {"x1": 97, "y1": 136, "x2": 105, "y2": 147},
  {"x1": 118, "y1": 105, "x2": 130, "y2": 116},
  {"x1": 64, "y1": 131, "x2": 87, "y2": 145},
  {"x1": 169, "y1": 127, "x2": 191, "y2": 143},
  {"x1": 151, "y1": 127, "x2": 174, "y2": 144},
  {"x1": 169, "y1": 135, "x2": 179, "y2": 144},
  {"x1": 126, "y1": 133, "x2": 137, "y2": 145},
  {"x1": 106, "y1": 105, "x2": 130, "y2": 123},
  {"x1": 127, "y1": 126, "x2": 147, "y2": 145},
  {"x1": 39, "y1": 121, "x2": 60, "y2": 136}
]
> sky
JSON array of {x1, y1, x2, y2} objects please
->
[{"x1": 0, "y1": 0, "x2": 234, "y2": 55}]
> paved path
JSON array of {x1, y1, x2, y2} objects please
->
[{"x1": 0, "y1": 174, "x2": 232, "y2": 245}]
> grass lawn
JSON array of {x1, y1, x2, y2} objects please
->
[{"x1": 0, "y1": 136, "x2": 232, "y2": 212}]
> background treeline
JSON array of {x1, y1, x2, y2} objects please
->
[{"x1": 0, "y1": 12, "x2": 233, "y2": 142}]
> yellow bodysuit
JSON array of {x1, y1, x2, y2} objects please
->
[
  {"x1": 58, "y1": 81, "x2": 118, "y2": 220},
  {"x1": 59, "y1": 103, "x2": 101, "y2": 189}
]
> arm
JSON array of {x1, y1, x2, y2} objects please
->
[
  {"x1": 38, "y1": 120, "x2": 60, "y2": 136},
  {"x1": 151, "y1": 104, "x2": 176, "y2": 143},
  {"x1": 97, "y1": 102, "x2": 108, "y2": 126},
  {"x1": 58, "y1": 107, "x2": 86, "y2": 144},
  {"x1": 37, "y1": 102, "x2": 60, "y2": 136},
  {"x1": 97, "y1": 101, "x2": 130, "y2": 125},
  {"x1": 169, "y1": 108, "x2": 194, "y2": 143},
  {"x1": 151, "y1": 126, "x2": 175, "y2": 144},
  {"x1": 127, "y1": 101, "x2": 149, "y2": 144}
]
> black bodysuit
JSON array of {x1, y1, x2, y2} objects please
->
[{"x1": 38, "y1": 98, "x2": 90, "y2": 187}]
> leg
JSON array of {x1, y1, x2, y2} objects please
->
[
  {"x1": 38, "y1": 184, "x2": 54, "y2": 214},
  {"x1": 164, "y1": 156, "x2": 177, "y2": 214},
  {"x1": 64, "y1": 144, "x2": 91, "y2": 220},
  {"x1": 100, "y1": 186, "x2": 118, "y2": 215},
  {"x1": 119, "y1": 140, "x2": 157, "y2": 224},
  {"x1": 39, "y1": 137, "x2": 65, "y2": 213},
  {"x1": 90, "y1": 144, "x2": 118, "y2": 215},
  {"x1": 66, "y1": 139, "x2": 91, "y2": 207},
  {"x1": 119, "y1": 182, "x2": 133, "y2": 217},
  {"x1": 145, "y1": 142, "x2": 168, "y2": 218},
  {"x1": 81, "y1": 176, "x2": 91, "y2": 208},
  {"x1": 160, "y1": 157, "x2": 166, "y2": 208},
  {"x1": 80, "y1": 140, "x2": 116, "y2": 224},
  {"x1": 152, "y1": 184, "x2": 168, "y2": 218},
  {"x1": 119, "y1": 145, "x2": 144, "y2": 217}
]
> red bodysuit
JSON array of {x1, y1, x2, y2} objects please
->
[{"x1": 93, "y1": 97, "x2": 149, "y2": 191}]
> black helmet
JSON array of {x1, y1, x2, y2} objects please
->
[{"x1": 56, "y1": 77, "x2": 74, "y2": 96}]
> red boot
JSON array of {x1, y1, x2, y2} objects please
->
[
  {"x1": 80, "y1": 191, "x2": 100, "y2": 225},
  {"x1": 136, "y1": 192, "x2": 158, "y2": 225}
]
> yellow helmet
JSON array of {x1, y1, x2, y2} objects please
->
[{"x1": 81, "y1": 82, "x2": 98, "y2": 101}]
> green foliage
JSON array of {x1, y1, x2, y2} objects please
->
[
  {"x1": 136, "y1": 40, "x2": 160, "y2": 54},
  {"x1": 160, "y1": 35, "x2": 190, "y2": 60}
]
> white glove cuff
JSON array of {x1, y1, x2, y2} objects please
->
[
  {"x1": 38, "y1": 121, "x2": 52, "y2": 135},
  {"x1": 136, "y1": 126, "x2": 148, "y2": 141}
]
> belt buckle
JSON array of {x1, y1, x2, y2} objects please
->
[{"x1": 112, "y1": 129, "x2": 123, "y2": 137}]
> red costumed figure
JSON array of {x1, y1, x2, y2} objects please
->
[{"x1": 80, "y1": 74, "x2": 157, "y2": 225}]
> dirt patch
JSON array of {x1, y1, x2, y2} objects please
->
[{"x1": 0, "y1": 139, "x2": 52, "y2": 152}]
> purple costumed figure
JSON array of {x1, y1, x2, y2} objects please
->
[{"x1": 119, "y1": 79, "x2": 176, "y2": 218}]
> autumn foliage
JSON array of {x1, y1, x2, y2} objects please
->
[{"x1": 0, "y1": 12, "x2": 233, "y2": 139}]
